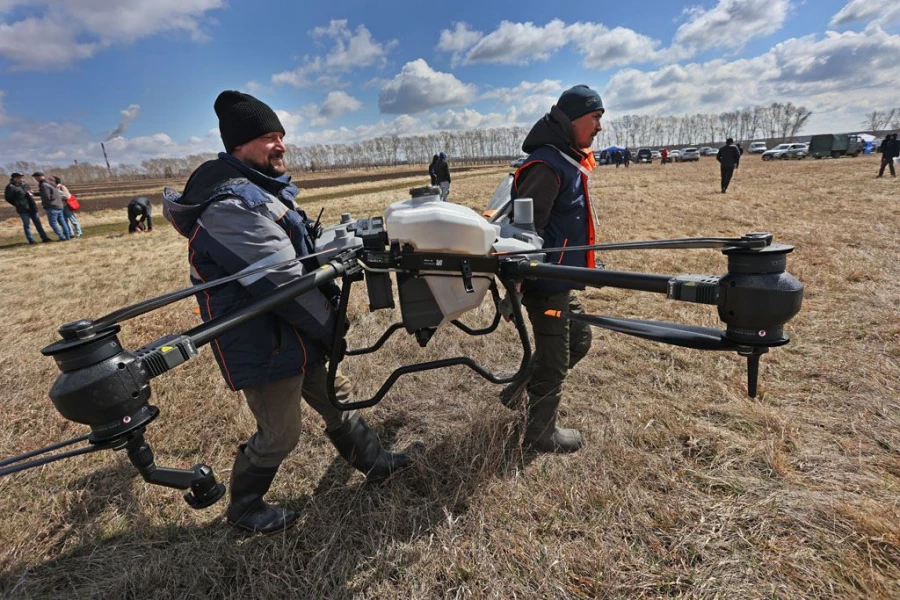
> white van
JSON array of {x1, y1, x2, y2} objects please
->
[{"x1": 749, "y1": 141, "x2": 767, "y2": 153}]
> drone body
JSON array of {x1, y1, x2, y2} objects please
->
[{"x1": 0, "y1": 184, "x2": 803, "y2": 511}]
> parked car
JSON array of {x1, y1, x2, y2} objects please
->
[
  {"x1": 749, "y1": 141, "x2": 768, "y2": 153},
  {"x1": 509, "y1": 157, "x2": 527, "y2": 168},
  {"x1": 636, "y1": 148, "x2": 653, "y2": 163},
  {"x1": 761, "y1": 143, "x2": 791, "y2": 160},
  {"x1": 698, "y1": 146, "x2": 716, "y2": 156},
  {"x1": 680, "y1": 147, "x2": 700, "y2": 162},
  {"x1": 668, "y1": 149, "x2": 682, "y2": 162},
  {"x1": 782, "y1": 143, "x2": 808, "y2": 159},
  {"x1": 780, "y1": 144, "x2": 809, "y2": 160},
  {"x1": 651, "y1": 150, "x2": 661, "y2": 160}
]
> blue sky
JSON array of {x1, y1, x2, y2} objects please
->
[{"x1": 1, "y1": 0, "x2": 898, "y2": 167}]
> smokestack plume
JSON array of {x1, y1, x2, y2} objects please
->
[{"x1": 104, "y1": 104, "x2": 140, "y2": 141}]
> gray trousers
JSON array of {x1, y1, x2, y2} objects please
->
[
  {"x1": 242, "y1": 365, "x2": 357, "y2": 468},
  {"x1": 521, "y1": 290, "x2": 593, "y2": 405}
]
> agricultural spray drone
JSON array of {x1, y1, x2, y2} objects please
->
[{"x1": 0, "y1": 185, "x2": 803, "y2": 510}]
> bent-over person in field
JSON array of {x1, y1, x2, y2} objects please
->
[{"x1": 162, "y1": 91, "x2": 415, "y2": 534}]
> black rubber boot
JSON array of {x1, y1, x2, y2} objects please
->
[
  {"x1": 326, "y1": 415, "x2": 414, "y2": 483},
  {"x1": 523, "y1": 396, "x2": 584, "y2": 454},
  {"x1": 226, "y1": 449, "x2": 298, "y2": 534}
]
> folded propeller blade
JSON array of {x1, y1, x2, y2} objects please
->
[{"x1": 545, "y1": 310, "x2": 765, "y2": 397}]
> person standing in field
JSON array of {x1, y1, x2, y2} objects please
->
[
  {"x1": 54, "y1": 176, "x2": 82, "y2": 238},
  {"x1": 428, "y1": 154, "x2": 439, "y2": 186},
  {"x1": 434, "y1": 151, "x2": 451, "y2": 201},
  {"x1": 5, "y1": 172, "x2": 52, "y2": 244},
  {"x1": 716, "y1": 138, "x2": 741, "y2": 193},
  {"x1": 877, "y1": 133, "x2": 897, "y2": 178},
  {"x1": 33, "y1": 171, "x2": 71, "y2": 240},
  {"x1": 127, "y1": 196, "x2": 153, "y2": 233},
  {"x1": 162, "y1": 90, "x2": 415, "y2": 534},
  {"x1": 500, "y1": 84, "x2": 603, "y2": 453}
]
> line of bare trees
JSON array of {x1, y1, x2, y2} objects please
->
[
  {"x1": 862, "y1": 108, "x2": 900, "y2": 132},
  {"x1": 598, "y1": 102, "x2": 813, "y2": 150},
  {"x1": 4, "y1": 102, "x2": 822, "y2": 185}
]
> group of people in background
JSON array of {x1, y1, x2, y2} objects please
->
[
  {"x1": 4, "y1": 172, "x2": 81, "y2": 244},
  {"x1": 427, "y1": 152, "x2": 452, "y2": 201}
]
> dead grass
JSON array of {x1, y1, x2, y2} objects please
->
[{"x1": 0, "y1": 156, "x2": 897, "y2": 599}]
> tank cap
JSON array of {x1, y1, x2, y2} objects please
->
[{"x1": 410, "y1": 185, "x2": 440, "y2": 198}]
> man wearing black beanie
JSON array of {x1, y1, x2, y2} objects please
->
[
  {"x1": 163, "y1": 90, "x2": 415, "y2": 534},
  {"x1": 499, "y1": 85, "x2": 604, "y2": 454}
]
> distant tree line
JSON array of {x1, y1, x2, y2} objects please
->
[
  {"x1": 862, "y1": 108, "x2": 900, "y2": 132},
  {"x1": 10, "y1": 101, "x2": 876, "y2": 186},
  {"x1": 598, "y1": 102, "x2": 813, "y2": 150}
]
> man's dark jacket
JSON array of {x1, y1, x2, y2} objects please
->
[
  {"x1": 38, "y1": 179, "x2": 64, "y2": 210},
  {"x1": 5, "y1": 180, "x2": 37, "y2": 214},
  {"x1": 511, "y1": 105, "x2": 596, "y2": 295},
  {"x1": 163, "y1": 153, "x2": 338, "y2": 391},
  {"x1": 434, "y1": 158, "x2": 451, "y2": 183},
  {"x1": 716, "y1": 144, "x2": 741, "y2": 168}
]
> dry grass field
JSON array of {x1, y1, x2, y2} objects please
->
[{"x1": 0, "y1": 156, "x2": 897, "y2": 599}]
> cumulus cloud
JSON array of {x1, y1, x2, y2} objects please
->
[
  {"x1": 674, "y1": 0, "x2": 790, "y2": 51},
  {"x1": 445, "y1": 18, "x2": 678, "y2": 69},
  {"x1": 437, "y1": 22, "x2": 483, "y2": 52},
  {"x1": 272, "y1": 20, "x2": 397, "y2": 88},
  {"x1": 0, "y1": 0, "x2": 224, "y2": 69},
  {"x1": 310, "y1": 91, "x2": 363, "y2": 127},
  {"x1": 829, "y1": 0, "x2": 900, "y2": 27},
  {"x1": 567, "y1": 23, "x2": 668, "y2": 68},
  {"x1": 481, "y1": 79, "x2": 563, "y2": 101},
  {"x1": 436, "y1": 22, "x2": 483, "y2": 66},
  {"x1": 378, "y1": 59, "x2": 476, "y2": 114},
  {"x1": 465, "y1": 19, "x2": 570, "y2": 65},
  {"x1": 602, "y1": 27, "x2": 900, "y2": 132}
]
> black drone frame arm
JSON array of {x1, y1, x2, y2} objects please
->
[{"x1": 325, "y1": 276, "x2": 533, "y2": 410}]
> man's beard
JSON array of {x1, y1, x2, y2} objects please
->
[{"x1": 248, "y1": 154, "x2": 286, "y2": 178}]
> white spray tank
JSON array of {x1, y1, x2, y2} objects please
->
[{"x1": 384, "y1": 187, "x2": 497, "y2": 327}]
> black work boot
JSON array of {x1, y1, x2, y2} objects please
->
[
  {"x1": 326, "y1": 415, "x2": 415, "y2": 483},
  {"x1": 226, "y1": 449, "x2": 298, "y2": 534},
  {"x1": 523, "y1": 396, "x2": 584, "y2": 454}
]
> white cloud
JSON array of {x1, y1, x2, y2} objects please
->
[
  {"x1": 567, "y1": 23, "x2": 668, "y2": 68},
  {"x1": 272, "y1": 20, "x2": 397, "y2": 88},
  {"x1": 481, "y1": 79, "x2": 563, "y2": 101},
  {"x1": 0, "y1": 0, "x2": 224, "y2": 69},
  {"x1": 436, "y1": 22, "x2": 483, "y2": 66},
  {"x1": 437, "y1": 22, "x2": 483, "y2": 52},
  {"x1": 378, "y1": 59, "x2": 476, "y2": 114},
  {"x1": 451, "y1": 18, "x2": 680, "y2": 69},
  {"x1": 311, "y1": 91, "x2": 363, "y2": 127},
  {"x1": 601, "y1": 27, "x2": 900, "y2": 132},
  {"x1": 674, "y1": 0, "x2": 790, "y2": 51},
  {"x1": 464, "y1": 19, "x2": 569, "y2": 65},
  {"x1": 829, "y1": 0, "x2": 900, "y2": 27}
]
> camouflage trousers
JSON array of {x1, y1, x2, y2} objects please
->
[{"x1": 521, "y1": 290, "x2": 593, "y2": 405}]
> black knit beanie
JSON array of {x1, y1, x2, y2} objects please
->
[
  {"x1": 214, "y1": 90, "x2": 285, "y2": 150},
  {"x1": 556, "y1": 85, "x2": 604, "y2": 122}
]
